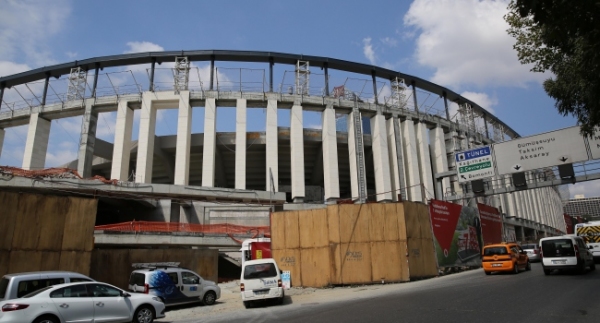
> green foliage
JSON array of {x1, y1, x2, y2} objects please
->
[
  {"x1": 435, "y1": 232, "x2": 460, "y2": 267},
  {"x1": 505, "y1": 0, "x2": 600, "y2": 136}
]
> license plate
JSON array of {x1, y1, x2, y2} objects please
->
[
  {"x1": 254, "y1": 290, "x2": 269, "y2": 295},
  {"x1": 492, "y1": 264, "x2": 502, "y2": 267},
  {"x1": 552, "y1": 260, "x2": 566, "y2": 265}
]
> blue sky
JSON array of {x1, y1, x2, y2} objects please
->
[{"x1": 0, "y1": 0, "x2": 593, "y2": 197}]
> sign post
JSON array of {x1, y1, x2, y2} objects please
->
[{"x1": 455, "y1": 146, "x2": 495, "y2": 183}]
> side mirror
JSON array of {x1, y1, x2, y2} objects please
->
[
  {"x1": 588, "y1": 245, "x2": 594, "y2": 250},
  {"x1": 122, "y1": 292, "x2": 131, "y2": 297}
]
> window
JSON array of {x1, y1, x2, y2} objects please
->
[
  {"x1": 244, "y1": 263, "x2": 278, "y2": 279},
  {"x1": 22, "y1": 286, "x2": 53, "y2": 298},
  {"x1": 181, "y1": 272, "x2": 199, "y2": 285},
  {"x1": 129, "y1": 273, "x2": 145, "y2": 286},
  {"x1": 0, "y1": 278, "x2": 8, "y2": 299},
  {"x1": 541, "y1": 239, "x2": 575, "y2": 257},
  {"x1": 50, "y1": 284, "x2": 89, "y2": 298},
  {"x1": 70, "y1": 278, "x2": 92, "y2": 283},
  {"x1": 167, "y1": 272, "x2": 179, "y2": 284},
  {"x1": 484, "y1": 247, "x2": 508, "y2": 256},
  {"x1": 89, "y1": 284, "x2": 122, "y2": 297},
  {"x1": 17, "y1": 279, "x2": 65, "y2": 298}
]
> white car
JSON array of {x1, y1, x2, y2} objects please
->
[
  {"x1": 240, "y1": 258, "x2": 284, "y2": 308},
  {"x1": 0, "y1": 281, "x2": 165, "y2": 323}
]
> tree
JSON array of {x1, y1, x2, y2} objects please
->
[{"x1": 505, "y1": 0, "x2": 600, "y2": 136}]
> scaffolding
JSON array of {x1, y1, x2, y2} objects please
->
[
  {"x1": 295, "y1": 60, "x2": 309, "y2": 95},
  {"x1": 66, "y1": 67, "x2": 87, "y2": 102},
  {"x1": 390, "y1": 77, "x2": 407, "y2": 110},
  {"x1": 173, "y1": 56, "x2": 190, "y2": 94}
]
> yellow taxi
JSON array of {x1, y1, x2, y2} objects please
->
[{"x1": 481, "y1": 242, "x2": 531, "y2": 275}]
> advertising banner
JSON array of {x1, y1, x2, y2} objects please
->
[
  {"x1": 564, "y1": 214, "x2": 574, "y2": 234},
  {"x1": 476, "y1": 203, "x2": 503, "y2": 245},
  {"x1": 429, "y1": 200, "x2": 482, "y2": 268}
]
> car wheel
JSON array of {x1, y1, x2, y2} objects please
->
[
  {"x1": 243, "y1": 301, "x2": 252, "y2": 309},
  {"x1": 578, "y1": 261, "x2": 586, "y2": 275},
  {"x1": 513, "y1": 262, "x2": 519, "y2": 274},
  {"x1": 526, "y1": 261, "x2": 531, "y2": 271},
  {"x1": 203, "y1": 291, "x2": 217, "y2": 305},
  {"x1": 484, "y1": 271, "x2": 491, "y2": 275},
  {"x1": 133, "y1": 306, "x2": 155, "y2": 323},
  {"x1": 543, "y1": 268, "x2": 551, "y2": 275},
  {"x1": 34, "y1": 316, "x2": 60, "y2": 323},
  {"x1": 590, "y1": 261, "x2": 596, "y2": 271}
]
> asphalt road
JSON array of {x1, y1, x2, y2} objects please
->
[{"x1": 175, "y1": 263, "x2": 600, "y2": 323}]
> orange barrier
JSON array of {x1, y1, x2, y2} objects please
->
[
  {"x1": 95, "y1": 221, "x2": 271, "y2": 241},
  {"x1": 0, "y1": 166, "x2": 118, "y2": 184}
]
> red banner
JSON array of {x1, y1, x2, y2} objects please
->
[
  {"x1": 564, "y1": 214, "x2": 574, "y2": 234},
  {"x1": 429, "y1": 200, "x2": 462, "y2": 255},
  {"x1": 476, "y1": 203, "x2": 503, "y2": 245}
]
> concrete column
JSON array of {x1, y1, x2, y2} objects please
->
[
  {"x1": 174, "y1": 91, "x2": 191, "y2": 185},
  {"x1": 77, "y1": 99, "x2": 98, "y2": 178},
  {"x1": 416, "y1": 123, "x2": 434, "y2": 203},
  {"x1": 533, "y1": 188, "x2": 543, "y2": 224},
  {"x1": 235, "y1": 99, "x2": 247, "y2": 190},
  {"x1": 370, "y1": 113, "x2": 392, "y2": 202},
  {"x1": 111, "y1": 100, "x2": 134, "y2": 181},
  {"x1": 347, "y1": 110, "x2": 367, "y2": 201},
  {"x1": 290, "y1": 104, "x2": 305, "y2": 202},
  {"x1": 135, "y1": 93, "x2": 157, "y2": 183},
  {"x1": 386, "y1": 117, "x2": 404, "y2": 202},
  {"x1": 266, "y1": 98, "x2": 278, "y2": 191},
  {"x1": 202, "y1": 98, "x2": 217, "y2": 187},
  {"x1": 322, "y1": 104, "x2": 340, "y2": 202},
  {"x1": 0, "y1": 128, "x2": 5, "y2": 160},
  {"x1": 401, "y1": 120, "x2": 422, "y2": 202},
  {"x1": 429, "y1": 126, "x2": 450, "y2": 200},
  {"x1": 22, "y1": 112, "x2": 51, "y2": 170}
]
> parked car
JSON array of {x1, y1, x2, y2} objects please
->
[
  {"x1": 539, "y1": 235, "x2": 596, "y2": 275},
  {"x1": 0, "y1": 281, "x2": 165, "y2": 323},
  {"x1": 481, "y1": 242, "x2": 531, "y2": 275},
  {"x1": 521, "y1": 243, "x2": 541, "y2": 262},
  {"x1": 240, "y1": 258, "x2": 284, "y2": 308},
  {"x1": 128, "y1": 262, "x2": 220, "y2": 307},
  {"x1": 0, "y1": 271, "x2": 94, "y2": 302}
]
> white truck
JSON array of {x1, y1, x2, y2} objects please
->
[{"x1": 575, "y1": 221, "x2": 600, "y2": 261}]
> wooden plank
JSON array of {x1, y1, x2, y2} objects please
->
[
  {"x1": 62, "y1": 197, "x2": 97, "y2": 252},
  {"x1": 398, "y1": 240, "x2": 410, "y2": 281},
  {"x1": 338, "y1": 242, "x2": 372, "y2": 285},
  {"x1": 12, "y1": 194, "x2": 43, "y2": 251},
  {"x1": 299, "y1": 209, "x2": 313, "y2": 249},
  {"x1": 404, "y1": 202, "x2": 421, "y2": 240},
  {"x1": 397, "y1": 202, "x2": 407, "y2": 240},
  {"x1": 339, "y1": 204, "x2": 369, "y2": 243},
  {"x1": 384, "y1": 203, "x2": 400, "y2": 241},
  {"x1": 0, "y1": 192, "x2": 18, "y2": 251},
  {"x1": 370, "y1": 241, "x2": 403, "y2": 282},
  {"x1": 90, "y1": 249, "x2": 130, "y2": 289},
  {"x1": 368, "y1": 204, "x2": 385, "y2": 242},
  {"x1": 37, "y1": 196, "x2": 68, "y2": 251},
  {"x1": 312, "y1": 208, "x2": 329, "y2": 248},
  {"x1": 300, "y1": 247, "x2": 331, "y2": 288},
  {"x1": 8, "y1": 251, "x2": 42, "y2": 274},
  {"x1": 284, "y1": 211, "x2": 300, "y2": 250},
  {"x1": 408, "y1": 238, "x2": 438, "y2": 279},
  {"x1": 329, "y1": 243, "x2": 342, "y2": 285},
  {"x1": 327, "y1": 205, "x2": 340, "y2": 244},
  {"x1": 39, "y1": 251, "x2": 61, "y2": 271},
  {"x1": 0, "y1": 250, "x2": 10, "y2": 277},
  {"x1": 59, "y1": 251, "x2": 91, "y2": 276},
  {"x1": 272, "y1": 249, "x2": 302, "y2": 287},
  {"x1": 270, "y1": 211, "x2": 286, "y2": 250}
]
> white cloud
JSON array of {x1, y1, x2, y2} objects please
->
[
  {"x1": 45, "y1": 145, "x2": 77, "y2": 167},
  {"x1": 460, "y1": 91, "x2": 497, "y2": 113},
  {"x1": 404, "y1": 0, "x2": 545, "y2": 89},
  {"x1": 66, "y1": 51, "x2": 78, "y2": 59},
  {"x1": 0, "y1": 0, "x2": 70, "y2": 67},
  {"x1": 124, "y1": 41, "x2": 165, "y2": 54},
  {"x1": 363, "y1": 38, "x2": 376, "y2": 65},
  {"x1": 0, "y1": 61, "x2": 30, "y2": 78},
  {"x1": 569, "y1": 181, "x2": 600, "y2": 199},
  {"x1": 381, "y1": 37, "x2": 398, "y2": 47}
]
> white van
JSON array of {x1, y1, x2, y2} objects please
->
[
  {"x1": 539, "y1": 235, "x2": 596, "y2": 275},
  {"x1": 240, "y1": 258, "x2": 284, "y2": 308}
]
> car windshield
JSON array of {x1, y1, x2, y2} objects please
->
[
  {"x1": 244, "y1": 263, "x2": 278, "y2": 279},
  {"x1": 541, "y1": 239, "x2": 575, "y2": 257},
  {"x1": 522, "y1": 244, "x2": 536, "y2": 249},
  {"x1": 483, "y1": 247, "x2": 508, "y2": 255},
  {"x1": 22, "y1": 286, "x2": 53, "y2": 298}
]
